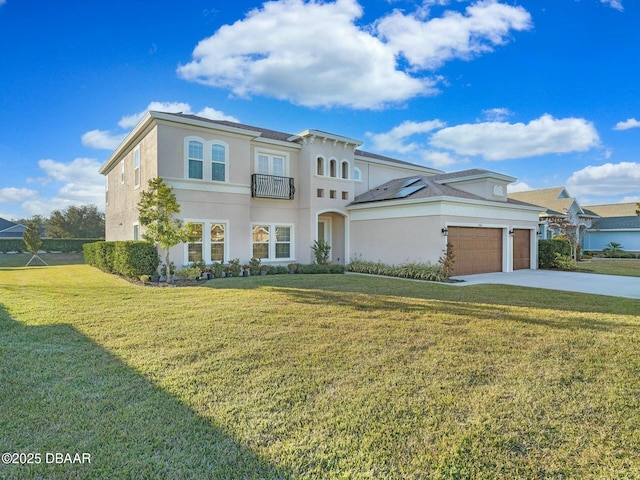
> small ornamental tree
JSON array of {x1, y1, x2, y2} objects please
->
[
  {"x1": 23, "y1": 220, "x2": 47, "y2": 266},
  {"x1": 137, "y1": 178, "x2": 193, "y2": 284}
]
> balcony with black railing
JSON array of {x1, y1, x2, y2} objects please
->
[{"x1": 251, "y1": 174, "x2": 295, "y2": 200}]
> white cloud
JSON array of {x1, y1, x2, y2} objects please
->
[
  {"x1": 613, "y1": 118, "x2": 640, "y2": 131},
  {"x1": 83, "y1": 102, "x2": 239, "y2": 151},
  {"x1": 567, "y1": 162, "x2": 640, "y2": 197},
  {"x1": 178, "y1": 0, "x2": 530, "y2": 109},
  {"x1": 507, "y1": 181, "x2": 532, "y2": 193},
  {"x1": 376, "y1": 0, "x2": 532, "y2": 70},
  {"x1": 429, "y1": 114, "x2": 600, "y2": 161},
  {"x1": 601, "y1": 0, "x2": 624, "y2": 12},
  {"x1": 81, "y1": 129, "x2": 127, "y2": 150},
  {"x1": 118, "y1": 102, "x2": 239, "y2": 129},
  {"x1": 118, "y1": 101, "x2": 194, "y2": 129},
  {"x1": 481, "y1": 107, "x2": 512, "y2": 122},
  {"x1": 0, "y1": 187, "x2": 39, "y2": 204},
  {"x1": 3, "y1": 158, "x2": 105, "y2": 219},
  {"x1": 421, "y1": 150, "x2": 464, "y2": 168},
  {"x1": 366, "y1": 120, "x2": 446, "y2": 153}
]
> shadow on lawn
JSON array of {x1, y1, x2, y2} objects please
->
[{"x1": 0, "y1": 305, "x2": 288, "y2": 480}]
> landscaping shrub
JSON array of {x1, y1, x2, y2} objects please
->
[
  {"x1": 348, "y1": 258, "x2": 447, "y2": 282},
  {"x1": 553, "y1": 253, "x2": 576, "y2": 271},
  {"x1": 297, "y1": 263, "x2": 345, "y2": 274},
  {"x1": 113, "y1": 241, "x2": 160, "y2": 278},
  {"x1": 1, "y1": 238, "x2": 101, "y2": 254},
  {"x1": 538, "y1": 239, "x2": 571, "y2": 269},
  {"x1": 84, "y1": 241, "x2": 158, "y2": 278}
]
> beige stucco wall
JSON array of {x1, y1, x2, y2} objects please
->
[
  {"x1": 104, "y1": 125, "x2": 158, "y2": 241},
  {"x1": 349, "y1": 199, "x2": 540, "y2": 270}
]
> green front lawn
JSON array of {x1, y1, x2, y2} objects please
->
[
  {"x1": 576, "y1": 258, "x2": 640, "y2": 277},
  {"x1": 1, "y1": 266, "x2": 639, "y2": 479}
]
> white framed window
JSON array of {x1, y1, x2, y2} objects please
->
[
  {"x1": 187, "y1": 139, "x2": 204, "y2": 180},
  {"x1": 211, "y1": 143, "x2": 226, "y2": 182},
  {"x1": 134, "y1": 147, "x2": 141, "y2": 188},
  {"x1": 252, "y1": 223, "x2": 294, "y2": 260},
  {"x1": 120, "y1": 160, "x2": 125, "y2": 184},
  {"x1": 188, "y1": 223, "x2": 204, "y2": 262},
  {"x1": 256, "y1": 150, "x2": 288, "y2": 177},
  {"x1": 133, "y1": 224, "x2": 139, "y2": 241},
  {"x1": 210, "y1": 223, "x2": 225, "y2": 262},
  {"x1": 183, "y1": 220, "x2": 228, "y2": 264},
  {"x1": 105, "y1": 176, "x2": 109, "y2": 205},
  {"x1": 354, "y1": 167, "x2": 362, "y2": 182}
]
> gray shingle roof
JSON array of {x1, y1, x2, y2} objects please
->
[{"x1": 591, "y1": 216, "x2": 640, "y2": 230}]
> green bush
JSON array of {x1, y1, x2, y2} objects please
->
[
  {"x1": 84, "y1": 241, "x2": 158, "y2": 279},
  {"x1": 553, "y1": 253, "x2": 576, "y2": 271},
  {"x1": 297, "y1": 263, "x2": 345, "y2": 274},
  {"x1": 348, "y1": 258, "x2": 446, "y2": 282},
  {"x1": 176, "y1": 265, "x2": 204, "y2": 280},
  {"x1": 113, "y1": 242, "x2": 159, "y2": 278},
  {"x1": 538, "y1": 239, "x2": 572, "y2": 269}
]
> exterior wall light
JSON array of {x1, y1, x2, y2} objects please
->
[
  {"x1": 441, "y1": 227, "x2": 448, "y2": 236},
  {"x1": 508, "y1": 229, "x2": 515, "y2": 237}
]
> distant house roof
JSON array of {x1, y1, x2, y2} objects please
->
[
  {"x1": 508, "y1": 186, "x2": 596, "y2": 218},
  {"x1": 350, "y1": 170, "x2": 531, "y2": 207},
  {"x1": 0, "y1": 218, "x2": 26, "y2": 238},
  {"x1": 584, "y1": 203, "x2": 638, "y2": 217},
  {"x1": 591, "y1": 215, "x2": 640, "y2": 231}
]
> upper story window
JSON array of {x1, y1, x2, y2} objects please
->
[
  {"x1": 134, "y1": 147, "x2": 141, "y2": 188},
  {"x1": 256, "y1": 150, "x2": 288, "y2": 177},
  {"x1": 185, "y1": 137, "x2": 229, "y2": 183},
  {"x1": 354, "y1": 167, "x2": 362, "y2": 182},
  {"x1": 211, "y1": 143, "x2": 226, "y2": 182},
  {"x1": 105, "y1": 176, "x2": 109, "y2": 205},
  {"x1": 188, "y1": 140, "x2": 204, "y2": 179},
  {"x1": 329, "y1": 159, "x2": 337, "y2": 178},
  {"x1": 316, "y1": 157, "x2": 325, "y2": 176},
  {"x1": 341, "y1": 161, "x2": 349, "y2": 180},
  {"x1": 120, "y1": 160, "x2": 125, "y2": 184}
]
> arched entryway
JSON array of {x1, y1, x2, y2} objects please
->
[{"x1": 316, "y1": 211, "x2": 347, "y2": 264}]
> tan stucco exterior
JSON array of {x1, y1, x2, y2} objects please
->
[{"x1": 101, "y1": 111, "x2": 539, "y2": 273}]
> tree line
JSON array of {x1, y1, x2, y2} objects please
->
[{"x1": 16, "y1": 205, "x2": 105, "y2": 239}]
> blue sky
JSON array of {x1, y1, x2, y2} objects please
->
[{"x1": 1, "y1": 0, "x2": 639, "y2": 221}]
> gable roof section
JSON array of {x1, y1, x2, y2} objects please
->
[
  {"x1": 508, "y1": 186, "x2": 587, "y2": 217},
  {"x1": 0, "y1": 218, "x2": 26, "y2": 238}
]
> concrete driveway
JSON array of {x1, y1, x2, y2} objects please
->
[{"x1": 451, "y1": 269, "x2": 640, "y2": 300}]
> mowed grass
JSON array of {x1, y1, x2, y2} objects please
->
[
  {"x1": 1, "y1": 266, "x2": 640, "y2": 479},
  {"x1": 576, "y1": 258, "x2": 640, "y2": 277}
]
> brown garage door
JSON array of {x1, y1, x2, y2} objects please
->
[
  {"x1": 448, "y1": 227, "x2": 502, "y2": 275},
  {"x1": 513, "y1": 229, "x2": 531, "y2": 270}
]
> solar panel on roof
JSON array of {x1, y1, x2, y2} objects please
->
[
  {"x1": 393, "y1": 184, "x2": 425, "y2": 199},
  {"x1": 400, "y1": 177, "x2": 422, "y2": 188}
]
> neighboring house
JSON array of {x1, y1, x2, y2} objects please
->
[
  {"x1": 509, "y1": 188, "x2": 640, "y2": 253},
  {"x1": 100, "y1": 111, "x2": 540, "y2": 276},
  {"x1": 582, "y1": 203, "x2": 640, "y2": 253},
  {"x1": 0, "y1": 218, "x2": 27, "y2": 238}
]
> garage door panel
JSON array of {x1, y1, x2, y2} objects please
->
[
  {"x1": 513, "y1": 229, "x2": 531, "y2": 270},
  {"x1": 448, "y1": 227, "x2": 502, "y2": 275}
]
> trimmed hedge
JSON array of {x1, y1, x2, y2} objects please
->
[
  {"x1": 538, "y1": 239, "x2": 572, "y2": 269},
  {"x1": 0, "y1": 238, "x2": 101, "y2": 253},
  {"x1": 84, "y1": 241, "x2": 159, "y2": 278}
]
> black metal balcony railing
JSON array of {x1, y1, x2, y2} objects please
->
[{"x1": 251, "y1": 174, "x2": 295, "y2": 200}]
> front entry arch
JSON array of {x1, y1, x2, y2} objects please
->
[{"x1": 316, "y1": 211, "x2": 347, "y2": 264}]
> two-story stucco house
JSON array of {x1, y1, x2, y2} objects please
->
[{"x1": 100, "y1": 111, "x2": 540, "y2": 275}]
